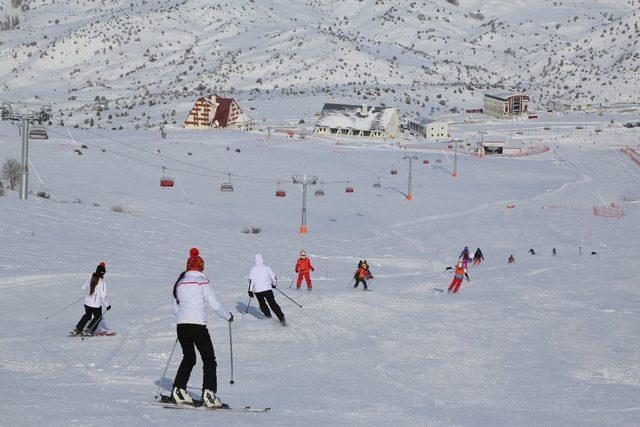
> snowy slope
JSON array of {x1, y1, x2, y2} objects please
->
[
  {"x1": 1, "y1": 119, "x2": 640, "y2": 425},
  {"x1": 1, "y1": 0, "x2": 639, "y2": 128}
]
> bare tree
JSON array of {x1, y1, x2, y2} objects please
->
[
  {"x1": 0, "y1": 180, "x2": 4, "y2": 196},
  {"x1": 2, "y1": 158, "x2": 20, "y2": 190}
]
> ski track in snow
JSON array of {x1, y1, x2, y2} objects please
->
[{"x1": 1, "y1": 125, "x2": 639, "y2": 426}]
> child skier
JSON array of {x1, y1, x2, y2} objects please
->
[
  {"x1": 170, "y1": 248, "x2": 233, "y2": 408},
  {"x1": 353, "y1": 260, "x2": 373, "y2": 290},
  {"x1": 459, "y1": 247, "x2": 471, "y2": 269},
  {"x1": 248, "y1": 254, "x2": 286, "y2": 326},
  {"x1": 71, "y1": 262, "x2": 111, "y2": 336},
  {"x1": 448, "y1": 261, "x2": 468, "y2": 293},
  {"x1": 294, "y1": 250, "x2": 314, "y2": 291},
  {"x1": 472, "y1": 248, "x2": 484, "y2": 265}
]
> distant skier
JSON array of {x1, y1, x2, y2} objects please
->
[
  {"x1": 448, "y1": 261, "x2": 468, "y2": 294},
  {"x1": 170, "y1": 248, "x2": 233, "y2": 408},
  {"x1": 71, "y1": 262, "x2": 110, "y2": 336},
  {"x1": 294, "y1": 250, "x2": 314, "y2": 291},
  {"x1": 248, "y1": 254, "x2": 286, "y2": 326},
  {"x1": 353, "y1": 260, "x2": 373, "y2": 290},
  {"x1": 472, "y1": 248, "x2": 484, "y2": 266},
  {"x1": 552, "y1": 248, "x2": 557, "y2": 256},
  {"x1": 508, "y1": 254, "x2": 516, "y2": 263},
  {"x1": 528, "y1": 248, "x2": 536, "y2": 255}
]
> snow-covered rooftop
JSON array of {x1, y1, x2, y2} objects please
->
[
  {"x1": 485, "y1": 91, "x2": 529, "y2": 101},
  {"x1": 315, "y1": 103, "x2": 396, "y2": 131}
]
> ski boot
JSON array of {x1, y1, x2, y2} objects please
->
[
  {"x1": 82, "y1": 329, "x2": 94, "y2": 337},
  {"x1": 202, "y1": 389, "x2": 223, "y2": 408},
  {"x1": 69, "y1": 328, "x2": 82, "y2": 336},
  {"x1": 279, "y1": 318, "x2": 287, "y2": 327},
  {"x1": 172, "y1": 387, "x2": 193, "y2": 405}
]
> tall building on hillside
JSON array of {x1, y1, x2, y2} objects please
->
[{"x1": 483, "y1": 91, "x2": 529, "y2": 118}]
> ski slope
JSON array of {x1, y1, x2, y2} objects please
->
[{"x1": 0, "y1": 122, "x2": 639, "y2": 426}]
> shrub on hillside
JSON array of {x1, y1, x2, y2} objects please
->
[
  {"x1": 111, "y1": 205, "x2": 126, "y2": 214},
  {"x1": 2, "y1": 158, "x2": 20, "y2": 190},
  {"x1": 37, "y1": 191, "x2": 50, "y2": 199},
  {"x1": 0, "y1": 180, "x2": 4, "y2": 196}
]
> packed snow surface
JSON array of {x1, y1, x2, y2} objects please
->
[{"x1": 1, "y1": 120, "x2": 640, "y2": 426}]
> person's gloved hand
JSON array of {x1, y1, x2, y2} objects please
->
[
  {"x1": 248, "y1": 291, "x2": 254, "y2": 298},
  {"x1": 106, "y1": 305, "x2": 111, "y2": 311},
  {"x1": 228, "y1": 313, "x2": 234, "y2": 323}
]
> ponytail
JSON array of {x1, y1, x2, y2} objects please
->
[
  {"x1": 89, "y1": 273, "x2": 100, "y2": 296},
  {"x1": 173, "y1": 271, "x2": 187, "y2": 305}
]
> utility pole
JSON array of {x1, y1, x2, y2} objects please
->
[
  {"x1": 452, "y1": 139, "x2": 459, "y2": 177},
  {"x1": 403, "y1": 153, "x2": 418, "y2": 200},
  {"x1": 1, "y1": 102, "x2": 51, "y2": 199},
  {"x1": 292, "y1": 174, "x2": 317, "y2": 233}
]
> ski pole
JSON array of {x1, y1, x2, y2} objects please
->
[
  {"x1": 346, "y1": 277, "x2": 355, "y2": 288},
  {"x1": 288, "y1": 277, "x2": 295, "y2": 289},
  {"x1": 274, "y1": 287, "x2": 302, "y2": 308},
  {"x1": 228, "y1": 322, "x2": 234, "y2": 385},
  {"x1": 154, "y1": 337, "x2": 179, "y2": 401},
  {"x1": 45, "y1": 296, "x2": 84, "y2": 319}
]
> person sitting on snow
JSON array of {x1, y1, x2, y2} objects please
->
[
  {"x1": 528, "y1": 248, "x2": 536, "y2": 255},
  {"x1": 508, "y1": 255, "x2": 516, "y2": 263}
]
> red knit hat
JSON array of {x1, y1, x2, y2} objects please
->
[{"x1": 187, "y1": 248, "x2": 204, "y2": 272}]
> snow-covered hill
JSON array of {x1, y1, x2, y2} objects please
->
[
  {"x1": 1, "y1": 116, "x2": 640, "y2": 425},
  {"x1": 1, "y1": 0, "x2": 639, "y2": 128}
]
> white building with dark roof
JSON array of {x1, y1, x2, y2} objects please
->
[
  {"x1": 483, "y1": 91, "x2": 529, "y2": 118},
  {"x1": 314, "y1": 103, "x2": 400, "y2": 139}
]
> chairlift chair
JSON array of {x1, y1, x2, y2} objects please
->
[
  {"x1": 423, "y1": 159, "x2": 429, "y2": 165},
  {"x1": 345, "y1": 182, "x2": 354, "y2": 193},
  {"x1": 275, "y1": 181, "x2": 286, "y2": 197},
  {"x1": 373, "y1": 177, "x2": 381, "y2": 189},
  {"x1": 221, "y1": 173, "x2": 234, "y2": 192},
  {"x1": 29, "y1": 128, "x2": 48, "y2": 140},
  {"x1": 314, "y1": 182, "x2": 325, "y2": 197},
  {"x1": 390, "y1": 167, "x2": 398, "y2": 175},
  {"x1": 160, "y1": 167, "x2": 174, "y2": 188}
]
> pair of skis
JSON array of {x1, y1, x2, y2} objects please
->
[{"x1": 158, "y1": 395, "x2": 270, "y2": 412}]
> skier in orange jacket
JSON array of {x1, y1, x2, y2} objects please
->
[
  {"x1": 448, "y1": 261, "x2": 468, "y2": 294},
  {"x1": 353, "y1": 260, "x2": 373, "y2": 290},
  {"x1": 294, "y1": 250, "x2": 314, "y2": 290}
]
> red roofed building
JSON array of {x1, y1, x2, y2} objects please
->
[{"x1": 184, "y1": 95, "x2": 251, "y2": 129}]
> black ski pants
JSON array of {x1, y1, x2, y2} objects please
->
[
  {"x1": 256, "y1": 289, "x2": 285, "y2": 322},
  {"x1": 76, "y1": 305, "x2": 102, "y2": 333},
  {"x1": 173, "y1": 324, "x2": 217, "y2": 393},
  {"x1": 354, "y1": 278, "x2": 368, "y2": 289}
]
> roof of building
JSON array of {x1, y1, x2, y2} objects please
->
[
  {"x1": 485, "y1": 91, "x2": 529, "y2": 101},
  {"x1": 406, "y1": 117, "x2": 447, "y2": 126},
  {"x1": 315, "y1": 103, "x2": 397, "y2": 131},
  {"x1": 188, "y1": 95, "x2": 241, "y2": 127}
]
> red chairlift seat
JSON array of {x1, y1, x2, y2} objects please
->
[
  {"x1": 423, "y1": 159, "x2": 430, "y2": 165},
  {"x1": 345, "y1": 185, "x2": 354, "y2": 193},
  {"x1": 276, "y1": 190, "x2": 286, "y2": 197},
  {"x1": 160, "y1": 178, "x2": 174, "y2": 188},
  {"x1": 390, "y1": 169, "x2": 398, "y2": 175}
]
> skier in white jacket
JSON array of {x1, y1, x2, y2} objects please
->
[
  {"x1": 248, "y1": 254, "x2": 286, "y2": 326},
  {"x1": 71, "y1": 262, "x2": 110, "y2": 336},
  {"x1": 170, "y1": 248, "x2": 233, "y2": 408}
]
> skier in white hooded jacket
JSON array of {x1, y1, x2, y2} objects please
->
[
  {"x1": 248, "y1": 254, "x2": 286, "y2": 326},
  {"x1": 170, "y1": 248, "x2": 233, "y2": 408}
]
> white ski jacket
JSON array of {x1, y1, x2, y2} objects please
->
[
  {"x1": 172, "y1": 270, "x2": 231, "y2": 325},
  {"x1": 248, "y1": 254, "x2": 277, "y2": 293},
  {"x1": 82, "y1": 277, "x2": 109, "y2": 308}
]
